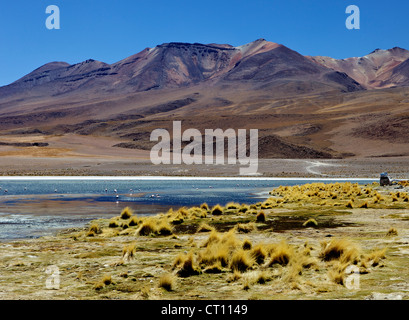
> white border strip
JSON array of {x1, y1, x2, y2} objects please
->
[{"x1": 0, "y1": 176, "x2": 377, "y2": 181}]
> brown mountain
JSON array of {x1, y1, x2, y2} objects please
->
[
  {"x1": 0, "y1": 39, "x2": 363, "y2": 101},
  {"x1": 0, "y1": 39, "x2": 408, "y2": 168},
  {"x1": 308, "y1": 47, "x2": 409, "y2": 89}
]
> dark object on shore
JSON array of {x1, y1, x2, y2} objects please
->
[{"x1": 380, "y1": 172, "x2": 391, "y2": 186}]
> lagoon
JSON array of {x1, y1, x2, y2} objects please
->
[{"x1": 0, "y1": 177, "x2": 375, "y2": 241}]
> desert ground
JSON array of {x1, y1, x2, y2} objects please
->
[
  {"x1": 0, "y1": 133, "x2": 408, "y2": 178},
  {"x1": 0, "y1": 181, "x2": 408, "y2": 300}
]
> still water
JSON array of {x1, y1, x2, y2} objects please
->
[{"x1": 0, "y1": 178, "x2": 375, "y2": 241}]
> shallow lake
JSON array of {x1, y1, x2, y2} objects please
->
[{"x1": 0, "y1": 177, "x2": 376, "y2": 241}]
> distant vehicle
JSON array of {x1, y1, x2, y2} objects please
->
[{"x1": 380, "y1": 172, "x2": 391, "y2": 186}]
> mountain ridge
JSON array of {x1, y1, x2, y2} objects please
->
[{"x1": 1, "y1": 39, "x2": 409, "y2": 162}]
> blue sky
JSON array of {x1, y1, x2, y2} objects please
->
[{"x1": 0, "y1": 0, "x2": 408, "y2": 86}]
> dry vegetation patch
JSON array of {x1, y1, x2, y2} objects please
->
[{"x1": 1, "y1": 182, "x2": 408, "y2": 300}]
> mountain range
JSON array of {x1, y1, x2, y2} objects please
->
[{"x1": 1, "y1": 39, "x2": 409, "y2": 161}]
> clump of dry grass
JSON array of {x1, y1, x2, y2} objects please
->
[
  {"x1": 170, "y1": 213, "x2": 184, "y2": 225},
  {"x1": 122, "y1": 242, "x2": 136, "y2": 261},
  {"x1": 94, "y1": 274, "x2": 113, "y2": 290},
  {"x1": 136, "y1": 217, "x2": 173, "y2": 236},
  {"x1": 235, "y1": 222, "x2": 256, "y2": 233},
  {"x1": 239, "y1": 204, "x2": 249, "y2": 213},
  {"x1": 267, "y1": 241, "x2": 294, "y2": 266},
  {"x1": 176, "y1": 252, "x2": 201, "y2": 277},
  {"x1": 226, "y1": 269, "x2": 242, "y2": 283},
  {"x1": 242, "y1": 238, "x2": 252, "y2": 250},
  {"x1": 256, "y1": 211, "x2": 266, "y2": 223},
  {"x1": 108, "y1": 219, "x2": 119, "y2": 228},
  {"x1": 157, "y1": 219, "x2": 173, "y2": 236},
  {"x1": 102, "y1": 274, "x2": 112, "y2": 285},
  {"x1": 229, "y1": 249, "x2": 255, "y2": 272},
  {"x1": 137, "y1": 218, "x2": 157, "y2": 236},
  {"x1": 327, "y1": 262, "x2": 348, "y2": 285},
  {"x1": 128, "y1": 216, "x2": 139, "y2": 227},
  {"x1": 158, "y1": 273, "x2": 176, "y2": 291},
  {"x1": 120, "y1": 207, "x2": 133, "y2": 219},
  {"x1": 386, "y1": 227, "x2": 398, "y2": 237},
  {"x1": 200, "y1": 203, "x2": 209, "y2": 211},
  {"x1": 87, "y1": 223, "x2": 102, "y2": 237},
  {"x1": 199, "y1": 242, "x2": 230, "y2": 267},
  {"x1": 211, "y1": 204, "x2": 224, "y2": 215},
  {"x1": 303, "y1": 218, "x2": 318, "y2": 227},
  {"x1": 196, "y1": 222, "x2": 215, "y2": 233},
  {"x1": 201, "y1": 230, "x2": 221, "y2": 247},
  {"x1": 363, "y1": 248, "x2": 386, "y2": 267},
  {"x1": 250, "y1": 244, "x2": 267, "y2": 265},
  {"x1": 319, "y1": 239, "x2": 360, "y2": 264},
  {"x1": 200, "y1": 231, "x2": 238, "y2": 265},
  {"x1": 203, "y1": 261, "x2": 224, "y2": 274},
  {"x1": 225, "y1": 202, "x2": 240, "y2": 210},
  {"x1": 254, "y1": 270, "x2": 270, "y2": 284},
  {"x1": 358, "y1": 201, "x2": 368, "y2": 208}
]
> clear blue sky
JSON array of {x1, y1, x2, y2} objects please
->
[{"x1": 0, "y1": 0, "x2": 408, "y2": 86}]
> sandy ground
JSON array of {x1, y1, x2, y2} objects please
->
[
  {"x1": 0, "y1": 133, "x2": 408, "y2": 178},
  {"x1": 0, "y1": 156, "x2": 408, "y2": 179}
]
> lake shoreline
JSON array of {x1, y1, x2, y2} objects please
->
[{"x1": 1, "y1": 181, "x2": 408, "y2": 300}]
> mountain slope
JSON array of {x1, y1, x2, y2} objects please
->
[
  {"x1": 0, "y1": 39, "x2": 409, "y2": 162},
  {"x1": 0, "y1": 39, "x2": 364, "y2": 104},
  {"x1": 308, "y1": 47, "x2": 409, "y2": 89}
]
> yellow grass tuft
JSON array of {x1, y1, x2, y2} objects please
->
[
  {"x1": 108, "y1": 219, "x2": 119, "y2": 228},
  {"x1": 196, "y1": 222, "x2": 215, "y2": 233},
  {"x1": 176, "y1": 252, "x2": 201, "y2": 277},
  {"x1": 137, "y1": 218, "x2": 157, "y2": 236},
  {"x1": 386, "y1": 227, "x2": 398, "y2": 237},
  {"x1": 239, "y1": 204, "x2": 249, "y2": 213},
  {"x1": 256, "y1": 211, "x2": 266, "y2": 222},
  {"x1": 364, "y1": 248, "x2": 386, "y2": 267},
  {"x1": 242, "y1": 238, "x2": 252, "y2": 250},
  {"x1": 203, "y1": 261, "x2": 224, "y2": 274},
  {"x1": 303, "y1": 218, "x2": 318, "y2": 227},
  {"x1": 267, "y1": 241, "x2": 293, "y2": 266},
  {"x1": 156, "y1": 219, "x2": 173, "y2": 236},
  {"x1": 250, "y1": 244, "x2": 267, "y2": 265},
  {"x1": 87, "y1": 223, "x2": 102, "y2": 236},
  {"x1": 319, "y1": 239, "x2": 360, "y2": 264},
  {"x1": 235, "y1": 222, "x2": 256, "y2": 233},
  {"x1": 358, "y1": 201, "x2": 369, "y2": 208},
  {"x1": 211, "y1": 204, "x2": 224, "y2": 215},
  {"x1": 122, "y1": 242, "x2": 136, "y2": 261},
  {"x1": 120, "y1": 207, "x2": 133, "y2": 219},
  {"x1": 158, "y1": 273, "x2": 176, "y2": 291},
  {"x1": 200, "y1": 203, "x2": 209, "y2": 211},
  {"x1": 225, "y1": 202, "x2": 240, "y2": 210},
  {"x1": 226, "y1": 269, "x2": 242, "y2": 283},
  {"x1": 229, "y1": 249, "x2": 255, "y2": 272},
  {"x1": 199, "y1": 242, "x2": 230, "y2": 267},
  {"x1": 128, "y1": 216, "x2": 139, "y2": 227}
]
